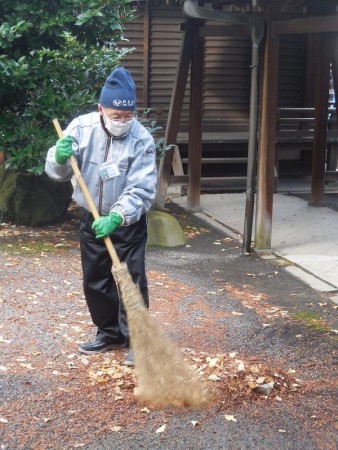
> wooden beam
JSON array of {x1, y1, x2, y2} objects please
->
[
  {"x1": 310, "y1": 34, "x2": 332, "y2": 205},
  {"x1": 254, "y1": 11, "x2": 280, "y2": 251},
  {"x1": 187, "y1": 24, "x2": 205, "y2": 212},
  {"x1": 153, "y1": 19, "x2": 195, "y2": 210},
  {"x1": 171, "y1": 145, "x2": 184, "y2": 176},
  {"x1": 272, "y1": 15, "x2": 338, "y2": 36},
  {"x1": 199, "y1": 24, "x2": 251, "y2": 37},
  {"x1": 169, "y1": 176, "x2": 249, "y2": 186}
]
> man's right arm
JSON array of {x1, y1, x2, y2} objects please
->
[{"x1": 45, "y1": 121, "x2": 79, "y2": 182}]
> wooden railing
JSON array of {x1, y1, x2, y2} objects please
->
[{"x1": 169, "y1": 106, "x2": 338, "y2": 188}]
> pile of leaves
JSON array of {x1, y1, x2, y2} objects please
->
[{"x1": 83, "y1": 348, "x2": 301, "y2": 409}]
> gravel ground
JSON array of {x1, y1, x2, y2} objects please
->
[{"x1": 0, "y1": 201, "x2": 337, "y2": 450}]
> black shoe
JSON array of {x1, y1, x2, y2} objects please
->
[
  {"x1": 78, "y1": 336, "x2": 126, "y2": 355},
  {"x1": 124, "y1": 348, "x2": 135, "y2": 367}
]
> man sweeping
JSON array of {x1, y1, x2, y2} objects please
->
[{"x1": 45, "y1": 67, "x2": 157, "y2": 367}]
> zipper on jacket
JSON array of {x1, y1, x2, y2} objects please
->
[{"x1": 98, "y1": 135, "x2": 112, "y2": 214}]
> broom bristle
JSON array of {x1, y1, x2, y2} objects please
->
[{"x1": 113, "y1": 263, "x2": 211, "y2": 408}]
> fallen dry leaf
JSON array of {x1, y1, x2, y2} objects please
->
[
  {"x1": 236, "y1": 360, "x2": 245, "y2": 372},
  {"x1": 207, "y1": 355, "x2": 223, "y2": 368},
  {"x1": 256, "y1": 376, "x2": 266, "y2": 384},
  {"x1": 224, "y1": 415, "x2": 237, "y2": 422},
  {"x1": 208, "y1": 374, "x2": 221, "y2": 381},
  {"x1": 141, "y1": 407, "x2": 151, "y2": 414},
  {"x1": 20, "y1": 363, "x2": 34, "y2": 370}
]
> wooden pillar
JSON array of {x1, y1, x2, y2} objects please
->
[
  {"x1": 310, "y1": 34, "x2": 331, "y2": 205},
  {"x1": 254, "y1": 11, "x2": 280, "y2": 251},
  {"x1": 142, "y1": 1, "x2": 150, "y2": 107},
  {"x1": 303, "y1": 34, "x2": 317, "y2": 109},
  {"x1": 187, "y1": 22, "x2": 204, "y2": 212},
  {"x1": 330, "y1": 37, "x2": 338, "y2": 171},
  {"x1": 331, "y1": 38, "x2": 338, "y2": 112},
  {"x1": 153, "y1": 19, "x2": 195, "y2": 210}
]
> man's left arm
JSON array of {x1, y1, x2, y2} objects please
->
[{"x1": 111, "y1": 133, "x2": 157, "y2": 226}]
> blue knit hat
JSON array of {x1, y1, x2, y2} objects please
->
[{"x1": 99, "y1": 67, "x2": 136, "y2": 110}]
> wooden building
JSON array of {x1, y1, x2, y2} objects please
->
[
  {"x1": 123, "y1": 1, "x2": 313, "y2": 174},
  {"x1": 122, "y1": 0, "x2": 338, "y2": 251}
]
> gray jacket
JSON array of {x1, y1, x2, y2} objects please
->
[{"x1": 45, "y1": 112, "x2": 157, "y2": 226}]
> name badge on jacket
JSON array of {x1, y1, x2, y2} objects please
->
[{"x1": 99, "y1": 161, "x2": 120, "y2": 181}]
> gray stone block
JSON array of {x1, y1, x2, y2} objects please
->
[{"x1": 147, "y1": 210, "x2": 187, "y2": 247}]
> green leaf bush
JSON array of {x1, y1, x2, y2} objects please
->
[
  {"x1": 0, "y1": 0, "x2": 134, "y2": 174},
  {"x1": 137, "y1": 109, "x2": 174, "y2": 160}
]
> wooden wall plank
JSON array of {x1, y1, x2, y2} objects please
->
[
  {"x1": 123, "y1": 6, "x2": 307, "y2": 137},
  {"x1": 273, "y1": 15, "x2": 338, "y2": 35},
  {"x1": 119, "y1": 8, "x2": 145, "y2": 106}
]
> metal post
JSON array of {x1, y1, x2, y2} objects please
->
[{"x1": 243, "y1": 0, "x2": 261, "y2": 254}]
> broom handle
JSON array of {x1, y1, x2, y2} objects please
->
[{"x1": 52, "y1": 118, "x2": 121, "y2": 268}]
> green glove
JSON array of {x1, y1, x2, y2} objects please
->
[
  {"x1": 92, "y1": 212, "x2": 123, "y2": 239},
  {"x1": 55, "y1": 136, "x2": 73, "y2": 165}
]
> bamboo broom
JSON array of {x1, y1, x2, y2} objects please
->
[{"x1": 53, "y1": 118, "x2": 210, "y2": 408}]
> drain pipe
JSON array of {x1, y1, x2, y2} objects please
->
[{"x1": 243, "y1": 0, "x2": 261, "y2": 254}]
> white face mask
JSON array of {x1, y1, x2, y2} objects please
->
[{"x1": 103, "y1": 114, "x2": 134, "y2": 137}]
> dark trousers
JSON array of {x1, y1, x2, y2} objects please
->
[{"x1": 79, "y1": 208, "x2": 149, "y2": 344}]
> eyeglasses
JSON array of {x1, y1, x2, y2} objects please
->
[
  {"x1": 103, "y1": 109, "x2": 135, "y2": 123},
  {"x1": 108, "y1": 115, "x2": 134, "y2": 123}
]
